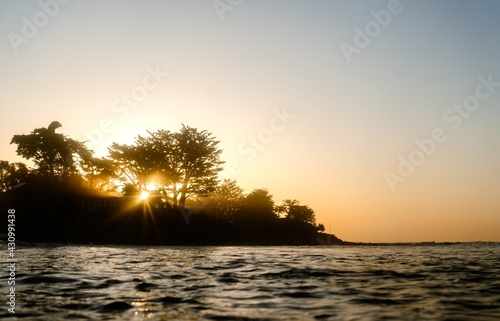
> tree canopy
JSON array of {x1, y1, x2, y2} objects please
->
[
  {"x1": 79, "y1": 157, "x2": 117, "y2": 192},
  {"x1": 278, "y1": 199, "x2": 317, "y2": 225},
  {"x1": 0, "y1": 161, "x2": 28, "y2": 192},
  {"x1": 237, "y1": 188, "x2": 277, "y2": 224},
  {"x1": 108, "y1": 125, "x2": 224, "y2": 208},
  {"x1": 10, "y1": 121, "x2": 91, "y2": 178},
  {"x1": 207, "y1": 179, "x2": 245, "y2": 221}
]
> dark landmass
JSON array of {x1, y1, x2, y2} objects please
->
[
  {"x1": 0, "y1": 177, "x2": 344, "y2": 246},
  {"x1": 2, "y1": 121, "x2": 344, "y2": 246}
]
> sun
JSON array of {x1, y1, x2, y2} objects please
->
[{"x1": 140, "y1": 190, "x2": 149, "y2": 201}]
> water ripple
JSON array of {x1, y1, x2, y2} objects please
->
[{"x1": 0, "y1": 243, "x2": 499, "y2": 320}]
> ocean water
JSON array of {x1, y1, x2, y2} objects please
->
[{"x1": 1, "y1": 243, "x2": 499, "y2": 320}]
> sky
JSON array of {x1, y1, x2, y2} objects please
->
[{"x1": 1, "y1": 0, "x2": 500, "y2": 242}]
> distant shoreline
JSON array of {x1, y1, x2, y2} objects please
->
[
  {"x1": 338, "y1": 241, "x2": 499, "y2": 246},
  {"x1": 1, "y1": 235, "x2": 497, "y2": 248}
]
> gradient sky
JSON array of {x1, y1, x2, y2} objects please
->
[{"x1": 1, "y1": 0, "x2": 500, "y2": 242}]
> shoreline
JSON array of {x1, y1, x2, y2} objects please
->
[{"x1": 2, "y1": 236, "x2": 497, "y2": 248}]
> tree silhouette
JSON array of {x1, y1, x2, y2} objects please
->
[
  {"x1": 11, "y1": 121, "x2": 90, "y2": 178},
  {"x1": 138, "y1": 129, "x2": 182, "y2": 206},
  {"x1": 173, "y1": 125, "x2": 224, "y2": 208},
  {"x1": 108, "y1": 125, "x2": 224, "y2": 208},
  {"x1": 0, "y1": 161, "x2": 12, "y2": 192},
  {"x1": 0, "y1": 160, "x2": 28, "y2": 192},
  {"x1": 208, "y1": 179, "x2": 245, "y2": 222},
  {"x1": 276, "y1": 199, "x2": 299, "y2": 218},
  {"x1": 287, "y1": 204, "x2": 316, "y2": 225},
  {"x1": 79, "y1": 157, "x2": 118, "y2": 192},
  {"x1": 278, "y1": 199, "x2": 316, "y2": 225},
  {"x1": 108, "y1": 142, "x2": 151, "y2": 190},
  {"x1": 238, "y1": 188, "x2": 276, "y2": 224},
  {"x1": 122, "y1": 183, "x2": 140, "y2": 196}
]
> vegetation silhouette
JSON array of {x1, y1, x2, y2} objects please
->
[
  {"x1": 108, "y1": 125, "x2": 223, "y2": 209},
  {"x1": 10, "y1": 121, "x2": 91, "y2": 178},
  {"x1": 0, "y1": 161, "x2": 28, "y2": 192},
  {"x1": 1, "y1": 121, "x2": 343, "y2": 245}
]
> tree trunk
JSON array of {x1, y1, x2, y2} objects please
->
[
  {"x1": 170, "y1": 185, "x2": 178, "y2": 209},
  {"x1": 178, "y1": 176, "x2": 190, "y2": 208}
]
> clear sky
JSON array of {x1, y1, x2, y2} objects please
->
[{"x1": 1, "y1": 0, "x2": 500, "y2": 242}]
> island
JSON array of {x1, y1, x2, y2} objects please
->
[{"x1": 1, "y1": 121, "x2": 344, "y2": 246}]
